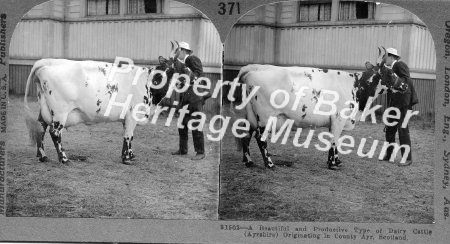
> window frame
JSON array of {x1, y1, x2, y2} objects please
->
[
  {"x1": 84, "y1": 0, "x2": 165, "y2": 17},
  {"x1": 86, "y1": 0, "x2": 121, "y2": 16},
  {"x1": 338, "y1": 0, "x2": 376, "y2": 21},
  {"x1": 126, "y1": 0, "x2": 164, "y2": 15},
  {"x1": 298, "y1": 1, "x2": 333, "y2": 22}
]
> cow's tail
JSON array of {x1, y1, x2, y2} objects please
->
[
  {"x1": 24, "y1": 62, "x2": 44, "y2": 146},
  {"x1": 229, "y1": 74, "x2": 247, "y2": 152},
  {"x1": 229, "y1": 100, "x2": 243, "y2": 152}
]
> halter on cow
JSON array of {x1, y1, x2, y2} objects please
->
[
  {"x1": 231, "y1": 50, "x2": 388, "y2": 169},
  {"x1": 24, "y1": 41, "x2": 182, "y2": 165}
]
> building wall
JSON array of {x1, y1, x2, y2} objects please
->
[
  {"x1": 10, "y1": 20, "x2": 65, "y2": 59},
  {"x1": 226, "y1": 2, "x2": 435, "y2": 75},
  {"x1": 64, "y1": 19, "x2": 194, "y2": 62},
  {"x1": 13, "y1": 0, "x2": 221, "y2": 64},
  {"x1": 9, "y1": 65, "x2": 35, "y2": 96},
  {"x1": 224, "y1": 1, "x2": 436, "y2": 118},
  {"x1": 66, "y1": 0, "x2": 82, "y2": 19},
  {"x1": 10, "y1": 18, "x2": 221, "y2": 66},
  {"x1": 224, "y1": 25, "x2": 276, "y2": 65},
  {"x1": 239, "y1": 2, "x2": 424, "y2": 25},
  {"x1": 23, "y1": 0, "x2": 65, "y2": 19},
  {"x1": 239, "y1": 2, "x2": 277, "y2": 24},
  {"x1": 166, "y1": 0, "x2": 198, "y2": 15},
  {"x1": 409, "y1": 24, "x2": 436, "y2": 73},
  {"x1": 226, "y1": 23, "x2": 435, "y2": 74}
]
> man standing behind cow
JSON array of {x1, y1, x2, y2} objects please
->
[
  {"x1": 380, "y1": 48, "x2": 419, "y2": 166},
  {"x1": 171, "y1": 42, "x2": 208, "y2": 160}
]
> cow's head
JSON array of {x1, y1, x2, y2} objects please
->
[
  {"x1": 352, "y1": 47, "x2": 394, "y2": 111},
  {"x1": 353, "y1": 64, "x2": 382, "y2": 111},
  {"x1": 149, "y1": 55, "x2": 177, "y2": 106},
  {"x1": 376, "y1": 46, "x2": 399, "y2": 87},
  {"x1": 149, "y1": 40, "x2": 193, "y2": 106}
]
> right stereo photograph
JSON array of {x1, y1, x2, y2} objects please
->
[{"x1": 220, "y1": 0, "x2": 435, "y2": 224}]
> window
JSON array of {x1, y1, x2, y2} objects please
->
[
  {"x1": 128, "y1": 0, "x2": 162, "y2": 14},
  {"x1": 299, "y1": 2, "x2": 332, "y2": 22},
  {"x1": 87, "y1": 0, "x2": 120, "y2": 16},
  {"x1": 339, "y1": 1, "x2": 375, "y2": 20}
]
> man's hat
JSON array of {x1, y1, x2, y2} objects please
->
[
  {"x1": 179, "y1": 42, "x2": 192, "y2": 51},
  {"x1": 386, "y1": 48, "x2": 400, "y2": 57}
]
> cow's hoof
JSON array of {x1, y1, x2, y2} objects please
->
[
  {"x1": 122, "y1": 159, "x2": 132, "y2": 165},
  {"x1": 327, "y1": 161, "x2": 338, "y2": 170},
  {"x1": 130, "y1": 154, "x2": 136, "y2": 161},
  {"x1": 61, "y1": 159, "x2": 71, "y2": 165},
  {"x1": 265, "y1": 158, "x2": 275, "y2": 169},
  {"x1": 245, "y1": 161, "x2": 254, "y2": 167},
  {"x1": 39, "y1": 156, "x2": 49, "y2": 163},
  {"x1": 265, "y1": 162, "x2": 275, "y2": 169}
]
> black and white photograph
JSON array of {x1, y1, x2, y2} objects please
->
[
  {"x1": 6, "y1": 0, "x2": 223, "y2": 219},
  {"x1": 220, "y1": 0, "x2": 435, "y2": 223},
  {"x1": 2, "y1": 0, "x2": 450, "y2": 242}
]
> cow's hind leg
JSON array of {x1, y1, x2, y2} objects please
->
[
  {"x1": 122, "y1": 116, "x2": 137, "y2": 165},
  {"x1": 254, "y1": 127, "x2": 274, "y2": 168},
  {"x1": 36, "y1": 112, "x2": 49, "y2": 162},
  {"x1": 242, "y1": 128, "x2": 254, "y2": 167},
  {"x1": 49, "y1": 121, "x2": 69, "y2": 164},
  {"x1": 327, "y1": 142, "x2": 341, "y2": 170},
  {"x1": 121, "y1": 136, "x2": 135, "y2": 165}
]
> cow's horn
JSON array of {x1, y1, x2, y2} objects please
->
[
  {"x1": 170, "y1": 41, "x2": 175, "y2": 51},
  {"x1": 378, "y1": 47, "x2": 381, "y2": 56}
]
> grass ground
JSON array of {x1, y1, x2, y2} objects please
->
[
  {"x1": 219, "y1": 108, "x2": 434, "y2": 223},
  {"x1": 6, "y1": 95, "x2": 219, "y2": 219}
]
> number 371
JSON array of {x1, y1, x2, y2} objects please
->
[{"x1": 218, "y1": 2, "x2": 241, "y2": 15}]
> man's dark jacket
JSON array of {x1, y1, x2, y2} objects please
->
[
  {"x1": 387, "y1": 61, "x2": 419, "y2": 108},
  {"x1": 176, "y1": 55, "x2": 209, "y2": 106}
]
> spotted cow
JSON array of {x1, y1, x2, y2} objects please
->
[
  {"x1": 231, "y1": 63, "x2": 384, "y2": 169},
  {"x1": 24, "y1": 41, "x2": 180, "y2": 165}
]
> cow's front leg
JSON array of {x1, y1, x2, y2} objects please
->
[
  {"x1": 242, "y1": 128, "x2": 254, "y2": 167},
  {"x1": 49, "y1": 122, "x2": 69, "y2": 164},
  {"x1": 254, "y1": 127, "x2": 274, "y2": 168},
  {"x1": 121, "y1": 136, "x2": 135, "y2": 165},
  {"x1": 36, "y1": 112, "x2": 49, "y2": 162},
  {"x1": 328, "y1": 117, "x2": 345, "y2": 169}
]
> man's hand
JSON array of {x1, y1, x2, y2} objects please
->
[
  {"x1": 183, "y1": 67, "x2": 193, "y2": 77},
  {"x1": 392, "y1": 76, "x2": 408, "y2": 93},
  {"x1": 175, "y1": 79, "x2": 183, "y2": 89}
]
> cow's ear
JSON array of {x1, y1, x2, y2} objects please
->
[
  {"x1": 159, "y1": 56, "x2": 168, "y2": 65},
  {"x1": 365, "y1": 61, "x2": 374, "y2": 70}
]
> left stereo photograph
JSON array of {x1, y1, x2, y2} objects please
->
[{"x1": 6, "y1": 0, "x2": 223, "y2": 219}]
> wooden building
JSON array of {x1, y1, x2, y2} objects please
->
[
  {"x1": 223, "y1": 0, "x2": 436, "y2": 118},
  {"x1": 9, "y1": 0, "x2": 223, "y2": 113}
]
